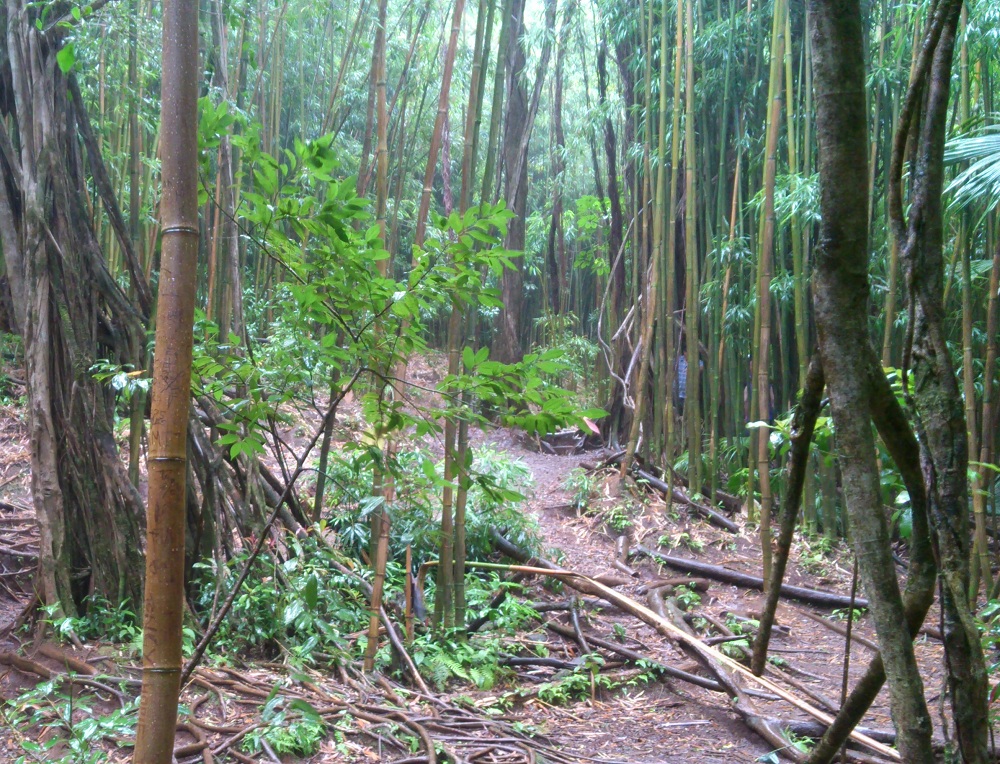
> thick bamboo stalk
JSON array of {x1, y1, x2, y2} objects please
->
[
  {"x1": 619, "y1": 3, "x2": 669, "y2": 479},
  {"x1": 133, "y1": 0, "x2": 199, "y2": 759}
]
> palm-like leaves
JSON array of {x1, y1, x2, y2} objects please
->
[{"x1": 944, "y1": 127, "x2": 1000, "y2": 210}]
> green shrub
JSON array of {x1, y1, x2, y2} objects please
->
[
  {"x1": 325, "y1": 447, "x2": 540, "y2": 565},
  {"x1": 193, "y1": 535, "x2": 369, "y2": 663}
]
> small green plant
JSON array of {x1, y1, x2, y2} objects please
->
[
  {"x1": 536, "y1": 668, "x2": 600, "y2": 704},
  {"x1": 674, "y1": 585, "x2": 702, "y2": 611},
  {"x1": 193, "y1": 534, "x2": 370, "y2": 664},
  {"x1": 510, "y1": 719, "x2": 539, "y2": 736},
  {"x1": 720, "y1": 614, "x2": 754, "y2": 657},
  {"x1": 464, "y1": 574, "x2": 541, "y2": 633},
  {"x1": 775, "y1": 731, "x2": 815, "y2": 755},
  {"x1": 243, "y1": 693, "x2": 326, "y2": 757},
  {"x1": 720, "y1": 638, "x2": 750, "y2": 659},
  {"x1": 43, "y1": 595, "x2": 141, "y2": 646},
  {"x1": 831, "y1": 607, "x2": 866, "y2": 624},
  {"x1": 976, "y1": 599, "x2": 1000, "y2": 724},
  {"x1": 603, "y1": 503, "x2": 633, "y2": 533},
  {"x1": 725, "y1": 614, "x2": 758, "y2": 635},
  {"x1": 325, "y1": 447, "x2": 541, "y2": 565},
  {"x1": 564, "y1": 468, "x2": 598, "y2": 511},
  {"x1": 657, "y1": 532, "x2": 703, "y2": 553},
  {"x1": 3, "y1": 680, "x2": 138, "y2": 764},
  {"x1": 90, "y1": 360, "x2": 151, "y2": 405},
  {"x1": 532, "y1": 653, "x2": 655, "y2": 705},
  {"x1": 531, "y1": 312, "x2": 601, "y2": 405},
  {"x1": 798, "y1": 535, "x2": 834, "y2": 575},
  {"x1": 410, "y1": 629, "x2": 510, "y2": 691},
  {"x1": 979, "y1": 600, "x2": 1000, "y2": 663}
]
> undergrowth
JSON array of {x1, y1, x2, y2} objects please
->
[
  {"x1": 11, "y1": 443, "x2": 622, "y2": 760},
  {"x1": 324, "y1": 446, "x2": 539, "y2": 563},
  {"x1": 564, "y1": 467, "x2": 641, "y2": 533},
  {"x1": 2, "y1": 680, "x2": 138, "y2": 764}
]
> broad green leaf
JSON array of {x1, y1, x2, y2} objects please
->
[{"x1": 56, "y1": 43, "x2": 76, "y2": 73}]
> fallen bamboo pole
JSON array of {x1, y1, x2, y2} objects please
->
[
  {"x1": 635, "y1": 545, "x2": 869, "y2": 609},
  {"x1": 635, "y1": 469, "x2": 740, "y2": 533}
]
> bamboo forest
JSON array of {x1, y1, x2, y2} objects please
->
[{"x1": 3, "y1": 0, "x2": 1000, "y2": 760}]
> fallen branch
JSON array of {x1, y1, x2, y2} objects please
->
[
  {"x1": 0, "y1": 545, "x2": 37, "y2": 560},
  {"x1": 35, "y1": 643, "x2": 97, "y2": 675},
  {"x1": 596, "y1": 451, "x2": 742, "y2": 513},
  {"x1": 634, "y1": 546, "x2": 869, "y2": 609},
  {"x1": 544, "y1": 620, "x2": 726, "y2": 693},
  {"x1": 635, "y1": 469, "x2": 739, "y2": 533},
  {"x1": 500, "y1": 655, "x2": 580, "y2": 670},
  {"x1": 0, "y1": 651, "x2": 129, "y2": 706},
  {"x1": 770, "y1": 717, "x2": 950, "y2": 754},
  {"x1": 637, "y1": 576, "x2": 711, "y2": 595},
  {"x1": 527, "y1": 597, "x2": 615, "y2": 613}
]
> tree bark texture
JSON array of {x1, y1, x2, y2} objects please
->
[
  {"x1": 493, "y1": 0, "x2": 528, "y2": 367},
  {"x1": 803, "y1": 355, "x2": 938, "y2": 763},
  {"x1": 0, "y1": 1, "x2": 145, "y2": 617},
  {"x1": 597, "y1": 36, "x2": 627, "y2": 439},
  {"x1": 807, "y1": 1, "x2": 936, "y2": 761},
  {"x1": 496, "y1": 0, "x2": 555, "y2": 364},
  {"x1": 888, "y1": 1, "x2": 990, "y2": 758}
]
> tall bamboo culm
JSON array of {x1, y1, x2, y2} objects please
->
[{"x1": 133, "y1": 0, "x2": 200, "y2": 759}]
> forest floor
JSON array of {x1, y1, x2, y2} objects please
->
[{"x1": 0, "y1": 355, "x2": 963, "y2": 763}]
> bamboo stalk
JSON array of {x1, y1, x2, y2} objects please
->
[{"x1": 133, "y1": 0, "x2": 200, "y2": 758}]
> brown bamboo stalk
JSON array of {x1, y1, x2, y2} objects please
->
[
  {"x1": 414, "y1": 0, "x2": 467, "y2": 251},
  {"x1": 133, "y1": 0, "x2": 199, "y2": 759}
]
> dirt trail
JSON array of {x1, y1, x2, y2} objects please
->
[
  {"x1": 491, "y1": 438, "x2": 770, "y2": 762},
  {"x1": 484, "y1": 431, "x2": 946, "y2": 763}
]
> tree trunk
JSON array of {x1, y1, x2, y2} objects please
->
[
  {"x1": 495, "y1": 0, "x2": 555, "y2": 364},
  {"x1": 888, "y1": 1, "x2": 990, "y2": 757},
  {"x1": 0, "y1": 2, "x2": 145, "y2": 617},
  {"x1": 807, "y1": 1, "x2": 936, "y2": 760},
  {"x1": 597, "y1": 35, "x2": 628, "y2": 438},
  {"x1": 545, "y1": 2, "x2": 573, "y2": 316}
]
